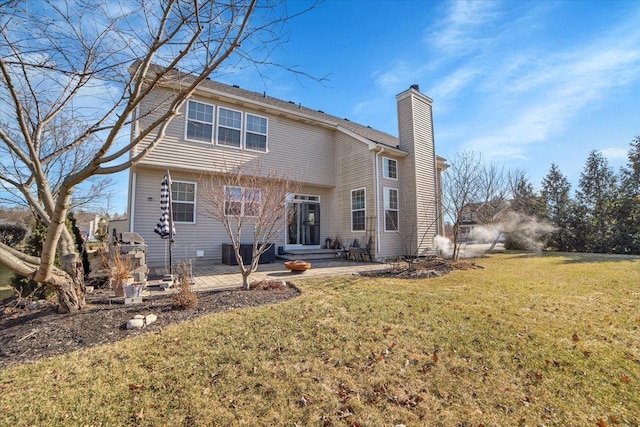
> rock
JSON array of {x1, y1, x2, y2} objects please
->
[
  {"x1": 145, "y1": 314, "x2": 157, "y2": 325},
  {"x1": 28, "y1": 300, "x2": 47, "y2": 310},
  {"x1": 126, "y1": 313, "x2": 158, "y2": 330},
  {"x1": 126, "y1": 318, "x2": 145, "y2": 330}
]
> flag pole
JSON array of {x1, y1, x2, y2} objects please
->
[{"x1": 166, "y1": 169, "x2": 174, "y2": 277}]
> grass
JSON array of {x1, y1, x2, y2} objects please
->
[
  {"x1": 0, "y1": 264, "x2": 15, "y2": 300},
  {"x1": 1, "y1": 252, "x2": 639, "y2": 426}
]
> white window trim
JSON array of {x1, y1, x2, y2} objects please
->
[
  {"x1": 172, "y1": 180, "x2": 197, "y2": 224},
  {"x1": 382, "y1": 157, "x2": 398, "y2": 180},
  {"x1": 383, "y1": 187, "x2": 399, "y2": 232},
  {"x1": 216, "y1": 106, "x2": 243, "y2": 150},
  {"x1": 351, "y1": 187, "x2": 366, "y2": 233},
  {"x1": 244, "y1": 112, "x2": 269, "y2": 153},
  {"x1": 224, "y1": 185, "x2": 262, "y2": 217},
  {"x1": 184, "y1": 100, "x2": 215, "y2": 144}
]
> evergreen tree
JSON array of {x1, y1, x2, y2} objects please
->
[
  {"x1": 575, "y1": 151, "x2": 618, "y2": 253},
  {"x1": 510, "y1": 171, "x2": 545, "y2": 218},
  {"x1": 613, "y1": 136, "x2": 640, "y2": 253},
  {"x1": 541, "y1": 163, "x2": 573, "y2": 251}
]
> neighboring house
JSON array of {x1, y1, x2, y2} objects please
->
[
  {"x1": 127, "y1": 73, "x2": 447, "y2": 268},
  {"x1": 457, "y1": 200, "x2": 511, "y2": 241},
  {"x1": 458, "y1": 205, "x2": 479, "y2": 241}
]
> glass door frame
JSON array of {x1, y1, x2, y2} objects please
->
[{"x1": 285, "y1": 194, "x2": 321, "y2": 250}]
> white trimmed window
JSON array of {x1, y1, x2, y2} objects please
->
[
  {"x1": 172, "y1": 181, "x2": 196, "y2": 223},
  {"x1": 217, "y1": 107, "x2": 242, "y2": 148},
  {"x1": 224, "y1": 186, "x2": 261, "y2": 217},
  {"x1": 384, "y1": 187, "x2": 399, "y2": 231},
  {"x1": 245, "y1": 113, "x2": 268, "y2": 152},
  {"x1": 351, "y1": 188, "x2": 366, "y2": 232},
  {"x1": 383, "y1": 157, "x2": 398, "y2": 180},
  {"x1": 186, "y1": 100, "x2": 214, "y2": 143}
]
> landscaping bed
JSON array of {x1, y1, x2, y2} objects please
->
[{"x1": 0, "y1": 282, "x2": 299, "y2": 368}]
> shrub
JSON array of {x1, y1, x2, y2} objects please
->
[
  {"x1": 172, "y1": 261, "x2": 198, "y2": 309},
  {"x1": 0, "y1": 224, "x2": 27, "y2": 246}
]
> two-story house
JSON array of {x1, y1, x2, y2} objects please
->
[{"x1": 126, "y1": 74, "x2": 447, "y2": 268}]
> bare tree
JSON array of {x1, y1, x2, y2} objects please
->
[
  {"x1": 0, "y1": 0, "x2": 319, "y2": 312},
  {"x1": 398, "y1": 189, "x2": 443, "y2": 263},
  {"x1": 442, "y1": 151, "x2": 482, "y2": 260},
  {"x1": 198, "y1": 162, "x2": 301, "y2": 289}
]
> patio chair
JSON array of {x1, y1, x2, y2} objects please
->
[
  {"x1": 357, "y1": 236, "x2": 373, "y2": 262},
  {"x1": 347, "y1": 239, "x2": 360, "y2": 261}
]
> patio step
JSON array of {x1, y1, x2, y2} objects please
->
[{"x1": 277, "y1": 248, "x2": 341, "y2": 261}]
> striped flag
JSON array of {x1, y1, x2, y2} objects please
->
[{"x1": 154, "y1": 172, "x2": 175, "y2": 239}]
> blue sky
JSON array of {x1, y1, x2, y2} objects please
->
[{"x1": 112, "y1": 0, "x2": 640, "y2": 214}]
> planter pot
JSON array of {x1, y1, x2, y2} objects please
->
[
  {"x1": 112, "y1": 277, "x2": 134, "y2": 297},
  {"x1": 124, "y1": 284, "x2": 143, "y2": 298},
  {"x1": 284, "y1": 260, "x2": 311, "y2": 273}
]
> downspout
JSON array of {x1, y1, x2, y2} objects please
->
[
  {"x1": 129, "y1": 170, "x2": 136, "y2": 232},
  {"x1": 374, "y1": 147, "x2": 385, "y2": 258}
]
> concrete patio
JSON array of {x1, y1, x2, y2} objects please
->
[{"x1": 186, "y1": 260, "x2": 389, "y2": 292}]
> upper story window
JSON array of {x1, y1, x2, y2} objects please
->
[
  {"x1": 224, "y1": 186, "x2": 261, "y2": 217},
  {"x1": 217, "y1": 107, "x2": 242, "y2": 148},
  {"x1": 186, "y1": 100, "x2": 214, "y2": 143},
  {"x1": 172, "y1": 181, "x2": 196, "y2": 223},
  {"x1": 384, "y1": 187, "x2": 399, "y2": 231},
  {"x1": 351, "y1": 188, "x2": 366, "y2": 232},
  {"x1": 383, "y1": 157, "x2": 398, "y2": 180},
  {"x1": 245, "y1": 113, "x2": 268, "y2": 152}
]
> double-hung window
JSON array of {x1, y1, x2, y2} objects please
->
[
  {"x1": 224, "y1": 186, "x2": 261, "y2": 217},
  {"x1": 351, "y1": 188, "x2": 366, "y2": 232},
  {"x1": 383, "y1": 157, "x2": 398, "y2": 179},
  {"x1": 217, "y1": 107, "x2": 242, "y2": 148},
  {"x1": 172, "y1": 181, "x2": 196, "y2": 223},
  {"x1": 384, "y1": 187, "x2": 399, "y2": 231},
  {"x1": 186, "y1": 100, "x2": 214, "y2": 143},
  {"x1": 245, "y1": 113, "x2": 268, "y2": 152}
]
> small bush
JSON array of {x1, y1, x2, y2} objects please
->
[
  {"x1": 504, "y1": 232, "x2": 535, "y2": 250},
  {"x1": 250, "y1": 280, "x2": 287, "y2": 290},
  {"x1": 172, "y1": 261, "x2": 198, "y2": 309},
  {"x1": 0, "y1": 224, "x2": 27, "y2": 246}
]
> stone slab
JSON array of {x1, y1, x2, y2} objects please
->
[{"x1": 124, "y1": 297, "x2": 143, "y2": 305}]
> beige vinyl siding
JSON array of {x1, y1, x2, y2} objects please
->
[
  {"x1": 134, "y1": 167, "x2": 244, "y2": 267},
  {"x1": 376, "y1": 154, "x2": 405, "y2": 258},
  {"x1": 135, "y1": 88, "x2": 335, "y2": 188},
  {"x1": 333, "y1": 131, "x2": 376, "y2": 249},
  {"x1": 411, "y1": 95, "x2": 437, "y2": 255},
  {"x1": 396, "y1": 88, "x2": 438, "y2": 256},
  {"x1": 134, "y1": 167, "x2": 337, "y2": 267}
]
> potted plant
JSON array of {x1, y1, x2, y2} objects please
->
[{"x1": 109, "y1": 246, "x2": 133, "y2": 297}]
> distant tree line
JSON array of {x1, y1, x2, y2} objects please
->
[{"x1": 512, "y1": 135, "x2": 640, "y2": 254}]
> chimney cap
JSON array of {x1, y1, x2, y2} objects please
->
[{"x1": 410, "y1": 84, "x2": 420, "y2": 91}]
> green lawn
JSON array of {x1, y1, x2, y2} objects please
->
[
  {"x1": 1, "y1": 252, "x2": 639, "y2": 426},
  {"x1": 0, "y1": 264, "x2": 14, "y2": 300}
]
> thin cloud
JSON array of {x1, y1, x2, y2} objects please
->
[
  {"x1": 456, "y1": 5, "x2": 640, "y2": 160},
  {"x1": 600, "y1": 147, "x2": 628, "y2": 161},
  {"x1": 427, "y1": 0, "x2": 501, "y2": 55}
]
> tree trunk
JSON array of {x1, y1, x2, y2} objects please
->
[
  {"x1": 242, "y1": 273, "x2": 250, "y2": 291},
  {"x1": 53, "y1": 253, "x2": 86, "y2": 313}
]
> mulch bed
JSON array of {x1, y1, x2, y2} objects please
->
[
  {"x1": 0, "y1": 281, "x2": 300, "y2": 369},
  {"x1": 360, "y1": 256, "x2": 482, "y2": 279}
]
